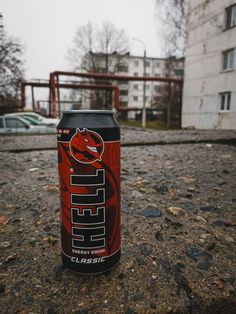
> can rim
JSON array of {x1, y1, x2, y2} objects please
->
[{"x1": 63, "y1": 110, "x2": 114, "y2": 114}]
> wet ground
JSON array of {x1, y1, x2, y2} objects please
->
[{"x1": 0, "y1": 132, "x2": 236, "y2": 313}]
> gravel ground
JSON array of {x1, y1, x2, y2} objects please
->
[
  {"x1": 0, "y1": 141, "x2": 236, "y2": 313},
  {"x1": 0, "y1": 128, "x2": 236, "y2": 151}
]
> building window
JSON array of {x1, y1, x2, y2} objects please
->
[
  {"x1": 155, "y1": 73, "x2": 160, "y2": 77},
  {"x1": 120, "y1": 101, "x2": 128, "y2": 108},
  {"x1": 145, "y1": 85, "x2": 150, "y2": 91},
  {"x1": 145, "y1": 73, "x2": 150, "y2": 77},
  {"x1": 145, "y1": 96, "x2": 149, "y2": 102},
  {"x1": 219, "y1": 92, "x2": 231, "y2": 111},
  {"x1": 145, "y1": 61, "x2": 150, "y2": 67},
  {"x1": 134, "y1": 72, "x2": 139, "y2": 76},
  {"x1": 225, "y1": 4, "x2": 236, "y2": 29},
  {"x1": 120, "y1": 90, "x2": 128, "y2": 96},
  {"x1": 117, "y1": 65, "x2": 128, "y2": 72},
  {"x1": 133, "y1": 84, "x2": 139, "y2": 90},
  {"x1": 154, "y1": 85, "x2": 160, "y2": 92},
  {"x1": 134, "y1": 60, "x2": 139, "y2": 67},
  {"x1": 155, "y1": 62, "x2": 160, "y2": 68},
  {"x1": 118, "y1": 80, "x2": 128, "y2": 85},
  {"x1": 133, "y1": 96, "x2": 138, "y2": 102},
  {"x1": 222, "y1": 48, "x2": 235, "y2": 70}
]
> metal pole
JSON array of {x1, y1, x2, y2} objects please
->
[
  {"x1": 21, "y1": 82, "x2": 26, "y2": 109},
  {"x1": 132, "y1": 38, "x2": 147, "y2": 128},
  {"x1": 56, "y1": 74, "x2": 61, "y2": 118},
  {"x1": 142, "y1": 50, "x2": 147, "y2": 128},
  {"x1": 167, "y1": 82, "x2": 171, "y2": 129},
  {"x1": 31, "y1": 86, "x2": 35, "y2": 112}
]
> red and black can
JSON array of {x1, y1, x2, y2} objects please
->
[{"x1": 57, "y1": 110, "x2": 121, "y2": 274}]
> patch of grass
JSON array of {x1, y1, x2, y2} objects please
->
[{"x1": 118, "y1": 119, "x2": 180, "y2": 130}]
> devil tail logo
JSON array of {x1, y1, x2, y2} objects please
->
[{"x1": 69, "y1": 128, "x2": 104, "y2": 164}]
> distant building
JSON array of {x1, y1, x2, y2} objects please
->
[
  {"x1": 182, "y1": 0, "x2": 236, "y2": 129},
  {"x1": 81, "y1": 52, "x2": 184, "y2": 118}
]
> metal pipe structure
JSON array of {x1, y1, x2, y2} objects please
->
[
  {"x1": 20, "y1": 80, "x2": 120, "y2": 117},
  {"x1": 51, "y1": 71, "x2": 182, "y2": 83},
  {"x1": 50, "y1": 71, "x2": 183, "y2": 119}
]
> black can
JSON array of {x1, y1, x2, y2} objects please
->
[{"x1": 57, "y1": 110, "x2": 121, "y2": 274}]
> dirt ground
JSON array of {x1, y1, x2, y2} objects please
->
[{"x1": 0, "y1": 141, "x2": 236, "y2": 313}]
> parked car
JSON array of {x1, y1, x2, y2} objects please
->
[
  {"x1": 0, "y1": 116, "x2": 56, "y2": 134},
  {"x1": 4, "y1": 112, "x2": 59, "y2": 127},
  {"x1": 135, "y1": 110, "x2": 158, "y2": 121}
]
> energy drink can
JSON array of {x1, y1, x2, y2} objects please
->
[{"x1": 57, "y1": 110, "x2": 121, "y2": 274}]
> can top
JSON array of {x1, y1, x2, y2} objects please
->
[{"x1": 63, "y1": 110, "x2": 114, "y2": 114}]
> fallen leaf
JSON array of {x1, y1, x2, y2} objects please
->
[
  {"x1": 223, "y1": 220, "x2": 236, "y2": 227},
  {"x1": 43, "y1": 185, "x2": 59, "y2": 193},
  {"x1": 0, "y1": 216, "x2": 9, "y2": 225},
  {"x1": 167, "y1": 207, "x2": 184, "y2": 216}
]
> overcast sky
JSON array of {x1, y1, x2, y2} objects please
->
[{"x1": 1, "y1": 0, "x2": 161, "y2": 81}]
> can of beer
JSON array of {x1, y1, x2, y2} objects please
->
[{"x1": 57, "y1": 110, "x2": 121, "y2": 274}]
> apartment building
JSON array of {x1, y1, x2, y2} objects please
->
[
  {"x1": 182, "y1": 0, "x2": 236, "y2": 129},
  {"x1": 81, "y1": 52, "x2": 184, "y2": 118}
]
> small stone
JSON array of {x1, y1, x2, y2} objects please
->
[
  {"x1": 186, "y1": 247, "x2": 212, "y2": 270},
  {"x1": 167, "y1": 207, "x2": 184, "y2": 216},
  {"x1": 213, "y1": 279, "x2": 223, "y2": 289},
  {"x1": 47, "y1": 304, "x2": 58, "y2": 314},
  {"x1": 44, "y1": 185, "x2": 59, "y2": 193},
  {"x1": 176, "y1": 191, "x2": 193, "y2": 198},
  {"x1": 216, "y1": 181, "x2": 226, "y2": 186},
  {"x1": 165, "y1": 217, "x2": 183, "y2": 227},
  {"x1": 213, "y1": 220, "x2": 225, "y2": 227},
  {"x1": 206, "y1": 242, "x2": 216, "y2": 251},
  {"x1": 0, "y1": 241, "x2": 11, "y2": 249},
  {"x1": 155, "y1": 231, "x2": 164, "y2": 241},
  {"x1": 0, "y1": 283, "x2": 6, "y2": 294},
  {"x1": 125, "y1": 307, "x2": 136, "y2": 314},
  {"x1": 51, "y1": 264, "x2": 65, "y2": 281},
  {"x1": 222, "y1": 169, "x2": 229, "y2": 174},
  {"x1": 136, "y1": 170, "x2": 147, "y2": 175},
  {"x1": 122, "y1": 202, "x2": 132, "y2": 215},
  {"x1": 131, "y1": 190, "x2": 143, "y2": 198},
  {"x1": 138, "y1": 206, "x2": 161, "y2": 217},
  {"x1": 200, "y1": 205, "x2": 217, "y2": 212},
  {"x1": 186, "y1": 247, "x2": 201, "y2": 260},
  {"x1": 29, "y1": 168, "x2": 39, "y2": 172},
  {"x1": 5, "y1": 254, "x2": 18, "y2": 263},
  {"x1": 197, "y1": 255, "x2": 212, "y2": 271},
  {"x1": 44, "y1": 236, "x2": 58, "y2": 245},
  {"x1": 214, "y1": 231, "x2": 234, "y2": 243},
  {"x1": 195, "y1": 216, "x2": 207, "y2": 223},
  {"x1": 157, "y1": 183, "x2": 169, "y2": 194},
  {"x1": 139, "y1": 243, "x2": 152, "y2": 256}
]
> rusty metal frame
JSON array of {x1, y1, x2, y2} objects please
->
[
  {"x1": 20, "y1": 80, "x2": 120, "y2": 117},
  {"x1": 49, "y1": 71, "x2": 183, "y2": 117}
]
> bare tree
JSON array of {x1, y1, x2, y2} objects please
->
[
  {"x1": 151, "y1": 57, "x2": 184, "y2": 127},
  {"x1": 155, "y1": 0, "x2": 188, "y2": 57},
  {"x1": 67, "y1": 21, "x2": 130, "y2": 109},
  {"x1": 68, "y1": 21, "x2": 129, "y2": 72},
  {"x1": 0, "y1": 13, "x2": 24, "y2": 112}
]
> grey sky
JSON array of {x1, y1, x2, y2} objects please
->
[{"x1": 1, "y1": 0, "x2": 161, "y2": 81}]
